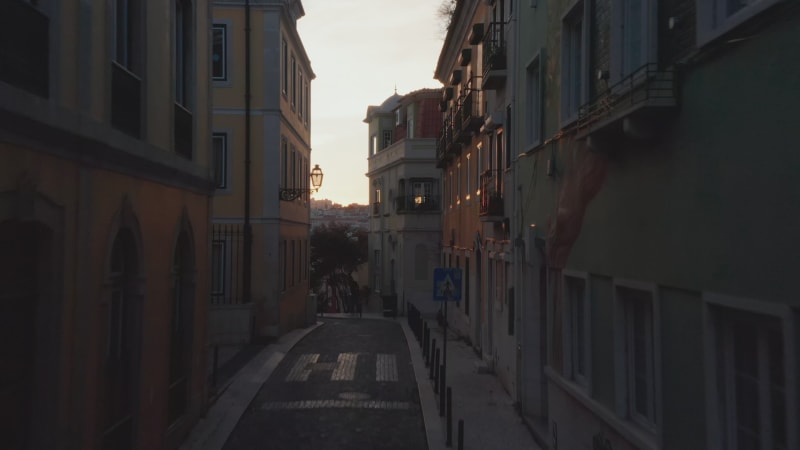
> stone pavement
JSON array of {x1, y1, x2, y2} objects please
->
[
  {"x1": 400, "y1": 317, "x2": 543, "y2": 450},
  {"x1": 181, "y1": 312, "x2": 541, "y2": 450}
]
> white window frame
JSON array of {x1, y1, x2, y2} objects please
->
[
  {"x1": 212, "y1": 23, "x2": 229, "y2": 83},
  {"x1": 382, "y1": 130, "x2": 393, "y2": 149},
  {"x1": 563, "y1": 270, "x2": 591, "y2": 391},
  {"x1": 697, "y1": 0, "x2": 781, "y2": 47},
  {"x1": 613, "y1": 278, "x2": 661, "y2": 435},
  {"x1": 525, "y1": 51, "x2": 544, "y2": 150},
  {"x1": 703, "y1": 292, "x2": 798, "y2": 450},
  {"x1": 212, "y1": 132, "x2": 229, "y2": 190},
  {"x1": 560, "y1": 0, "x2": 589, "y2": 126},
  {"x1": 610, "y1": 0, "x2": 658, "y2": 83}
]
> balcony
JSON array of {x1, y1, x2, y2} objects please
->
[
  {"x1": 174, "y1": 103, "x2": 193, "y2": 159},
  {"x1": 395, "y1": 195, "x2": 440, "y2": 214},
  {"x1": 0, "y1": 1, "x2": 49, "y2": 97},
  {"x1": 479, "y1": 170, "x2": 504, "y2": 220},
  {"x1": 453, "y1": 87, "x2": 482, "y2": 143},
  {"x1": 436, "y1": 113, "x2": 460, "y2": 168},
  {"x1": 577, "y1": 63, "x2": 678, "y2": 140},
  {"x1": 372, "y1": 202, "x2": 381, "y2": 215},
  {"x1": 481, "y1": 21, "x2": 507, "y2": 91},
  {"x1": 111, "y1": 62, "x2": 142, "y2": 138}
]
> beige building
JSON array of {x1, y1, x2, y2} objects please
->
[
  {"x1": 211, "y1": 0, "x2": 315, "y2": 338},
  {"x1": 0, "y1": 0, "x2": 214, "y2": 448}
]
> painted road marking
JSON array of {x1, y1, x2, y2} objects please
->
[
  {"x1": 285, "y1": 353, "x2": 319, "y2": 381},
  {"x1": 330, "y1": 352, "x2": 358, "y2": 381},
  {"x1": 376, "y1": 354, "x2": 398, "y2": 382},
  {"x1": 261, "y1": 400, "x2": 411, "y2": 411}
]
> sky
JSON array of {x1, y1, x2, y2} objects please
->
[{"x1": 297, "y1": 0, "x2": 447, "y2": 206}]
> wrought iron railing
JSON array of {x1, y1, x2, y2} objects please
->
[
  {"x1": 456, "y1": 87, "x2": 482, "y2": 135},
  {"x1": 479, "y1": 170, "x2": 503, "y2": 217},
  {"x1": 111, "y1": 62, "x2": 142, "y2": 138},
  {"x1": 482, "y1": 21, "x2": 506, "y2": 76},
  {"x1": 577, "y1": 63, "x2": 677, "y2": 131},
  {"x1": 211, "y1": 224, "x2": 244, "y2": 305},
  {"x1": 0, "y1": 1, "x2": 49, "y2": 97},
  {"x1": 174, "y1": 103, "x2": 193, "y2": 159},
  {"x1": 395, "y1": 195, "x2": 440, "y2": 213}
]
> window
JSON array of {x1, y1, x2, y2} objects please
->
[
  {"x1": 456, "y1": 162, "x2": 462, "y2": 205},
  {"x1": 564, "y1": 273, "x2": 589, "y2": 387},
  {"x1": 113, "y1": 0, "x2": 139, "y2": 71},
  {"x1": 373, "y1": 188, "x2": 381, "y2": 215},
  {"x1": 281, "y1": 138, "x2": 288, "y2": 188},
  {"x1": 611, "y1": 0, "x2": 656, "y2": 82},
  {"x1": 373, "y1": 250, "x2": 381, "y2": 292},
  {"x1": 526, "y1": 53, "x2": 543, "y2": 148},
  {"x1": 291, "y1": 240, "x2": 296, "y2": 286},
  {"x1": 211, "y1": 240, "x2": 225, "y2": 299},
  {"x1": 175, "y1": 0, "x2": 192, "y2": 106},
  {"x1": 371, "y1": 135, "x2": 378, "y2": 155},
  {"x1": 290, "y1": 146, "x2": 297, "y2": 189},
  {"x1": 706, "y1": 295, "x2": 795, "y2": 450},
  {"x1": 281, "y1": 38, "x2": 288, "y2": 95},
  {"x1": 168, "y1": 231, "x2": 193, "y2": 424},
  {"x1": 291, "y1": 55, "x2": 297, "y2": 108},
  {"x1": 508, "y1": 287, "x2": 515, "y2": 336},
  {"x1": 298, "y1": 71, "x2": 304, "y2": 120},
  {"x1": 411, "y1": 180, "x2": 434, "y2": 206},
  {"x1": 407, "y1": 108, "x2": 415, "y2": 139},
  {"x1": 382, "y1": 130, "x2": 393, "y2": 149},
  {"x1": 698, "y1": 0, "x2": 780, "y2": 46},
  {"x1": 304, "y1": 80, "x2": 310, "y2": 126},
  {"x1": 281, "y1": 240, "x2": 287, "y2": 291},
  {"x1": 212, "y1": 133, "x2": 227, "y2": 189},
  {"x1": 561, "y1": 1, "x2": 587, "y2": 124},
  {"x1": 464, "y1": 258, "x2": 470, "y2": 316},
  {"x1": 476, "y1": 142, "x2": 483, "y2": 196},
  {"x1": 615, "y1": 283, "x2": 658, "y2": 430},
  {"x1": 212, "y1": 24, "x2": 227, "y2": 81},
  {"x1": 465, "y1": 153, "x2": 472, "y2": 201}
]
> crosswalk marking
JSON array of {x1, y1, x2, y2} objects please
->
[
  {"x1": 376, "y1": 354, "x2": 398, "y2": 382},
  {"x1": 261, "y1": 399, "x2": 411, "y2": 411},
  {"x1": 285, "y1": 353, "x2": 319, "y2": 381},
  {"x1": 286, "y1": 352, "x2": 399, "y2": 382},
  {"x1": 331, "y1": 352, "x2": 358, "y2": 381}
]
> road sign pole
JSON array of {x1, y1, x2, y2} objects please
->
[{"x1": 443, "y1": 291, "x2": 448, "y2": 397}]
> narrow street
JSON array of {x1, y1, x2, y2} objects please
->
[{"x1": 222, "y1": 318, "x2": 427, "y2": 450}]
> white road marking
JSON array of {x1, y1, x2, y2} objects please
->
[
  {"x1": 285, "y1": 353, "x2": 319, "y2": 381},
  {"x1": 330, "y1": 352, "x2": 358, "y2": 381},
  {"x1": 376, "y1": 354, "x2": 398, "y2": 382},
  {"x1": 261, "y1": 400, "x2": 411, "y2": 410}
]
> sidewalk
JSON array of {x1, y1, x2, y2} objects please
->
[
  {"x1": 180, "y1": 323, "x2": 322, "y2": 450},
  {"x1": 400, "y1": 318, "x2": 543, "y2": 450}
]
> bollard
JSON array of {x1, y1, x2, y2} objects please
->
[
  {"x1": 439, "y1": 365, "x2": 445, "y2": 417},
  {"x1": 446, "y1": 387, "x2": 453, "y2": 446},
  {"x1": 457, "y1": 419, "x2": 464, "y2": 450},
  {"x1": 433, "y1": 350, "x2": 440, "y2": 395}
]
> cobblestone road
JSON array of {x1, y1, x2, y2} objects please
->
[{"x1": 222, "y1": 318, "x2": 428, "y2": 450}]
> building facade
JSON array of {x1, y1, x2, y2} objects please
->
[
  {"x1": 211, "y1": 0, "x2": 315, "y2": 339},
  {"x1": 366, "y1": 89, "x2": 443, "y2": 317},
  {"x1": 0, "y1": 0, "x2": 214, "y2": 449},
  {"x1": 438, "y1": 1, "x2": 799, "y2": 449}
]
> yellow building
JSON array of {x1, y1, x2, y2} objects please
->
[
  {"x1": 211, "y1": 0, "x2": 315, "y2": 338},
  {"x1": 0, "y1": 0, "x2": 214, "y2": 449}
]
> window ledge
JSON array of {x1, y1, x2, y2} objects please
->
[{"x1": 545, "y1": 366, "x2": 659, "y2": 450}]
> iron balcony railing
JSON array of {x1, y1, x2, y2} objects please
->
[
  {"x1": 395, "y1": 195, "x2": 440, "y2": 213},
  {"x1": 455, "y1": 87, "x2": 482, "y2": 139},
  {"x1": 174, "y1": 103, "x2": 193, "y2": 159},
  {"x1": 0, "y1": 1, "x2": 49, "y2": 97},
  {"x1": 479, "y1": 170, "x2": 503, "y2": 217},
  {"x1": 111, "y1": 62, "x2": 142, "y2": 138},
  {"x1": 436, "y1": 112, "x2": 456, "y2": 167},
  {"x1": 482, "y1": 21, "x2": 506, "y2": 77},
  {"x1": 577, "y1": 63, "x2": 677, "y2": 131}
]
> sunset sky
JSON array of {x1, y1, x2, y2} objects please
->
[{"x1": 297, "y1": 0, "x2": 446, "y2": 206}]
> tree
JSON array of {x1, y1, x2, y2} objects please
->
[
  {"x1": 437, "y1": 0, "x2": 457, "y2": 37},
  {"x1": 309, "y1": 223, "x2": 368, "y2": 291}
]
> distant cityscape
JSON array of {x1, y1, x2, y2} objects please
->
[{"x1": 310, "y1": 199, "x2": 369, "y2": 230}]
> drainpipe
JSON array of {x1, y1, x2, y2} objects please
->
[{"x1": 243, "y1": 0, "x2": 252, "y2": 308}]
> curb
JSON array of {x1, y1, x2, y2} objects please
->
[
  {"x1": 400, "y1": 319, "x2": 446, "y2": 450},
  {"x1": 180, "y1": 322, "x2": 324, "y2": 450}
]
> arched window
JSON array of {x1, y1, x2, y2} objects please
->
[
  {"x1": 168, "y1": 230, "x2": 194, "y2": 424},
  {"x1": 103, "y1": 228, "x2": 140, "y2": 450}
]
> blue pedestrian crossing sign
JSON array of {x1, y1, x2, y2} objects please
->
[{"x1": 433, "y1": 268, "x2": 462, "y2": 302}]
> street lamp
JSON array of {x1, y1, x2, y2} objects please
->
[{"x1": 279, "y1": 164, "x2": 324, "y2": 201}]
